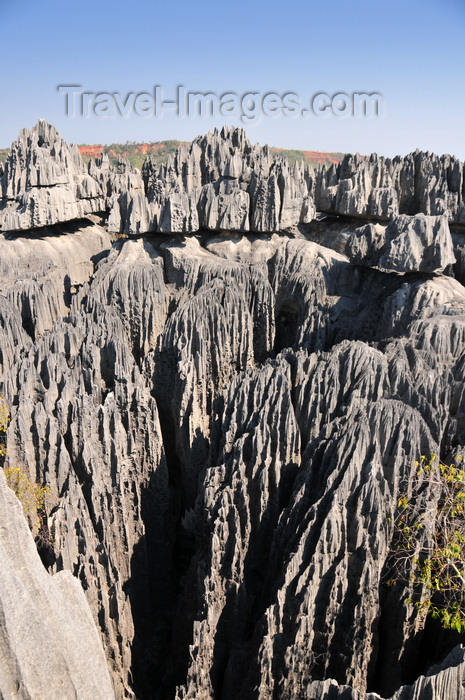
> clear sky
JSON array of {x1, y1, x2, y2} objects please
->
[{"x1": 1, "y1": 0, "x2": 464, "y2": 159}]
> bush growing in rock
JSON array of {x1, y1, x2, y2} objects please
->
[
  {"x1": 387, "y1": 455, "x2": 465, "y2": 632},
  {"x1": 0, "y1": 396, "x2": 53, "y2": 551}
]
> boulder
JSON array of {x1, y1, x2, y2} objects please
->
[{"x1": 347, "y1": 214, "x2": 456, "y2": 273}]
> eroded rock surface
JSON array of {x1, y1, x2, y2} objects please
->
[
  {"x1": 316, "y1": 151, "x2": 465, "y2": 223},
  {"x1": 0, "y1": 115, "x2": 465, "y2": 700},
  {"x1": 0, "y1": 122, "x2": 317, "y2": 235},
  {"x1": 140, "y1": 126, "x2": 315, "y2": 234},
  {"x1": 347, "y1": 214, "x2": 456, "y2": 273},
  {"x1": 0, "y1": 120, "x2": 105, "y2": 230},
  {"x1": 2, "y1": 120, "x2": 465, "y2": 237},
  {"x1": 0, "y1": 468, "x2": 115, "y2": 700},
  {"x1": 1, "y1": 177, "x2": 465, "y2": 699}
]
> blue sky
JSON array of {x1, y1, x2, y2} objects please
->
[{"x1": 1, "y1": 0, "x2": 464, "y2": 159}]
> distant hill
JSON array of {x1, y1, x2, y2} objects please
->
[
  {"x1": 78, "y1": 142, "x2": 345, "y2": 170},
  {"x1": 270, "y1": 148, "x2": 344, "y2": 167},
  {"x1": 0, "y1": 141, "x2": 344, "y2": 170},
  {"x1": 78, "y1": 140, "x2": 184, "y2": 170}
]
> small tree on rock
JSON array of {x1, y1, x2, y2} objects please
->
[
  {"x1": 387, "y1": 454, "x2": 465, "y2": 633},
  {"x1": 0, "y1": 395, "x2": 53, "y2": 552}
]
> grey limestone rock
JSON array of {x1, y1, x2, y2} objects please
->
[
  {"x1": 2, "y1": 224, "x2": 465, "y2": 699},
  {"x1": 347, "y1": 214, "x2": 456, "y2": 273},
  {"x1": 0, "y1": 468, "x2": 115, "y2": 700},
  {"x1": 0, "y1": 221, "x2": 111, "y2": 348},
  {"x1": 3, "y1": 120, "x2": 465, "y2": 240},
  {"x1": 0, "y1": 120, "x2": 318, "y2": 235},
  {"x1": 97, "y1": 157, "x2": 159, "y2": 235},
  {"x1": 302, "y1": 645, "x2": 465, "y2": 699},
  {"x1": 1, "y1": 134, "x2": 465, "y2": 700},
  {"x1": 141, "y1": 126, "x2": 316, "y2": 234},
  {"x1": 315, "y1": 150, "x2": 465, "y2": 224},
  {"x1": 159, "y1": 191, "x2": 199, "y2": 233},
  {"x1": 198, "y1": 181, "x2": 250, "y2": 232},
  {"x1": 0, "y1": 120, "x2": 105, "y2": 231},
  {"x1": 5, "y1": 299, "x2": 169, "y2": 697}
]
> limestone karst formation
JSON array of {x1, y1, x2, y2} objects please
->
[
  {"x1": 1, "y1": 120, "x2": 465, "y2": 700},
  {"x1": 2, "y1": 119, "x2": 465, "y2": 235},
  {"x1": 0, "y1": 468, "x2": 115, "y2": 699}
]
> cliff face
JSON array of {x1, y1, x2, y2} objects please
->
[
  {"x1": 1, "y1": 121, "x2": 465, "y2": 235},
  {"x1": 0, "y1": 122, "x2": 316, "y2": 235},
  {"x1": 314, "y1": 150, "x2": 465, "y2": 223},
  {"x1": 1, "y1": 123, "x2": 465, "y2": 700},
  {"x1": 0, "y1": 467, "x2": 115, "y2": 699},
  {"x1": 0, "y1": 121, "x2": 105, "y2": 230}
]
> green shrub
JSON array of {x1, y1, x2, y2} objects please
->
[
  {"x1": 387, "y1": 454, "x2": 465, "y2": 632},
  {"x1": 0, "y1": 396, "x2": 54, "y2": 551}
]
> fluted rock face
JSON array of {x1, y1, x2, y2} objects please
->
[
  {"x1": 93, "y1": 155, "x2": 159, "y2": 235},
  {"x1": 141, "y1": 126, "x2": 315, "y2": 234},
  {"x1": 1, "y1": 216, "x2": 465, "y2": 697},
  {"x1": 0, "y1": 221, "x2": 112, "y2": 358},
  {"x1": 0, "y1": 122, "x2": 316, "y2": 234},
  {"x1": 0, "y1": 119, "x2": 105, "y2": 230},
  {"x1": 2, "y1": 120, "x2": 465, "y2": 237},
  {"x1": 198, "y1": 181, "x2": 250, "y2": 232},
  {"x1": 0, "y1": 468, "x2": 115, "y2": 700},
  {"x1": 305, "y1": 645, "x2": 465, "y2": 699},
  {"x1": 315, "y1": 151, "x2": 465, "y2": 223},
  {"x1": 347, "y1": 214, "x2": 456, "y2": 273}
]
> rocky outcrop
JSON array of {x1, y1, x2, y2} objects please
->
[
  {"x1": 1, "y1": 221, "x2": 465, "y2": 698},
  {"x1": 0, "y1": 221, "x2": 112, "y2": 349},
  {"x1": 0, "y1": 122, "x2": 316, "y2": 234},
  {"x1": 0, "y1": 468, "x2": 115, "y2": 700},
  {"x1": 4, "y1": 296, "x2": 169, "y2": 697},
  {"x1": 141, "y1": 126, "x2": 315, "y2": 234},
  {"x1": 1, "y1": 121, "x2": 464, "y2": 236},
  {"x1": 305, "y1": 645, "x2": 465, "y2": 699},
  {"x1": 90, "y1": 154, "x2": 159, "y2": 235},
  {"x1": 1, "y1": 118, "x2": 465, "y2": 700},
  {"x1": 315, "y1": 151, "x2": 465, "y2": 223},
  {"x1": 0, "y1": 120, "x2": 105, "y2": 230},
  {"x1": 347, "y1": 214, "x2": 456, "y2": 273}
]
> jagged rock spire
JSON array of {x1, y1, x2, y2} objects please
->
[{"x1": 0, "y1": 119, "x2": 105, "y2": 230}]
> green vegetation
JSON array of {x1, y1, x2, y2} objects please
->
[
  {"x1": 0, "y1": 396, "x2": 53, "y2": 550},
  {"x1": 387, "y1": 454, "x2": 465, "y2": 632},
  {"x1": 271, "y1": 148, "x2": 307, "y2": 165},
  {"x1": 76, "y1": 139, "x2": 184, "y2": 170},
  {"x1": 270, "y1": 147, "x2": 345, "y2": 168},
  {"x1": 0, "y1": 140, "x2": 345, "y2": 171},
  {"x1": 4, "y1": 465, "x2": 51, "y2": 531},
  {"x1": 124, "y1": 153, "x2": 145, "y2": 170},
  {"x1": 104, "y1": 139, "x2": 183, "y2": 170}
]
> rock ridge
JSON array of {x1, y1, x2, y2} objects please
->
[
  {"x1": 2, "y1": 121, "x2": 464, "y2": 236},
  {"x1": 0, "y1": 134, "x2": 465, "y2": 699}
]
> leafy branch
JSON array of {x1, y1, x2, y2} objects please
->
[
  {"x1": 0, "y1": 396, "x2": 54, "y2": 552},
  {"x1": 386, "y1": 454, "x2": 465, "y2": 633}
]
